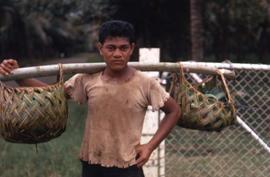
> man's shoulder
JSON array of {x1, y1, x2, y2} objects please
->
[
  {"x1": 132, "y1": 70, "x2": 162, "y2": 89},
  {"x1": 66, "y1": 72, "x2": 101, "y2": 83},
  {"x1": 134, "y1": 70, "x2": 159, "y2": 82},
  {"x1": 134, "y1": 70, "x2": 151, "y2": 79},
  {"x1": 76, "y1": 71, "x2": 101, "y2": 79}
]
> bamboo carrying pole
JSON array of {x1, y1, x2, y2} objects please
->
[
  {"x1": 180, "y1": 61, "x2": 270, "y2": 71},
  {"x1": 0, "y1": 62, "x2": 235, "y2": 81}
]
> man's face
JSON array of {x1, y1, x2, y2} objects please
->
[{"x1": 98, "y1": 37, "x2": 135, "y2": 72}]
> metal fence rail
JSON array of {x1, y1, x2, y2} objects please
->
[{"x1": 164, "y1": 67, "x2": 270, "y2": 177}]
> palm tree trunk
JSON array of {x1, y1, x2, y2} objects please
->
[{"x1": 190, "y1": 0, "x2": 204, "y2": 61}]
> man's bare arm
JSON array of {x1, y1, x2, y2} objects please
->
[
  {"x1": 135, "y1": 97, "x2": 180, "y2": 167},
  {"x1": 0, "y1": 59, "x2": 48, "y2": 87}
]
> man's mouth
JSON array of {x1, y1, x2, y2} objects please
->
[{"x1": 112, "y1": 60, "x2": 124, "y2": 64}]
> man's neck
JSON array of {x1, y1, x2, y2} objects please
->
[
  {"x1": 102, "y1": 66, "x2": 135, "y2": 82},
  {"x1": 104, "y1": 66, "x2": 129, "y2": 77}
]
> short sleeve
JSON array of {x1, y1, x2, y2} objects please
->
[
  {"x1": 64, "y1": 74, "x2": 87, "y2": 104},
  {"x1": 148, "y1": 78, "x2": 170, "y2": 111}
]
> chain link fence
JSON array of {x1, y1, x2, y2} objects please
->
[{"x1": 164, "y1": 67, "x2": 270, "y2": 177}]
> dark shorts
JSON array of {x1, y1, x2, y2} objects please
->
[{"x1": 81, "y1": 160, "x2": 145, "y2": 177}]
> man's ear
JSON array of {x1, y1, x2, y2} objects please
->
[
  {"x1": 130, "y1": 43, "x2": 135, "y2": 53},
  {"x1": 96, "y1": 42, "x2": 103, "y2": 55}
]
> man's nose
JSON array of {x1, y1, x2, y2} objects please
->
[{"x1": 113, "y1": 49, "x2": 122, "y2": 58}]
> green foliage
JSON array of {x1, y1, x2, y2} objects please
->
[
  {"x1": 1, "y1": 0, "x2": 270, "y2": 63},
  {"x1": 205, "y1": 0, "x2": 268, "y2": 63},
  {"x1": 0, "y1": 0, "x2": 115, "y2": 60}
]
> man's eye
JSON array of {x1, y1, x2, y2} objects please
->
[
  {"x1": 120, "y1": 46, "x2": 129, "y2": 51},
  {"x1": 106, "y1": 46, "x2": 115, "y2": 51}
]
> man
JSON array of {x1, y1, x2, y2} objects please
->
[{"x1": 0, "y1": 20, "x2": 180, "y2": 177}]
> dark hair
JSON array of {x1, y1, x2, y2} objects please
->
[{"x1": 98, "y1": 20, "x2": 135, "y2": 44}]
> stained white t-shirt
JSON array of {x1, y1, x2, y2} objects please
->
[{"x1": 65, "y1": 70, "x2": 169, "y2": 168}]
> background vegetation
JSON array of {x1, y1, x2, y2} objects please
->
[{"x1": 1, "y1": 0, "x2": 270, "y2": 64}]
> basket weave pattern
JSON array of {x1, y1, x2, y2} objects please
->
[
  {"x1": 0, "y1": 64, "x2": 68, "y2": 143},
  {"x1": 170, "y1": 66, "x2": 236, "y2": 131}
]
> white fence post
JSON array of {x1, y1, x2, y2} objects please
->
[{"x1": 139, "y1": 48, "x2": 165, "y2": 177}]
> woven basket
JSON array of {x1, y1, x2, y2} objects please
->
[
  {"x1": 169, "y1": 65, "x2": 236, "y2": 131},
  {"x1": 0, "y1": 64, "x2": 68, "y2": 143}
]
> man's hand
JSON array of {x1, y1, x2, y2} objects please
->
[
  {"x1": 0, "y1": 59, "x2": 47, "y2": 87},
  {"x1": 0, "y1": 59, "x2": 19, "y2": 75},
  {"x1": 135, "y1": 144, "x2": 153, "y2": 167}
]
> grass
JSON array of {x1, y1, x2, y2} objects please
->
[
  {"x1": 2, "y1": 109, "x2": 269, "y2": 177},
  {"x1": 165, "y1": 151, "x2": 270, "y2": 177},
  {"x1": 1, "y1": 104, "x2": 270, "y2": 177},
  {"x1": 165, "y1": 126, "x2": 270, "y2": 177},
  {"x1": 0, "y1": 102, "x2": 87, "y2": 177}
]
